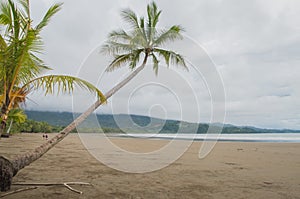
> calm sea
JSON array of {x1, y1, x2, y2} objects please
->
[{"x1": 114, "y1": 133, "x2": 300, "y2": 143}]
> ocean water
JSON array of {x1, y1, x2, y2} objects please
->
[{"x1": 115, "y1": 133, "x2": 300, "y2": 143}]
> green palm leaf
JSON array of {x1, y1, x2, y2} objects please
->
[
  {"x1": 21, "y1": 75, "x2": 106, "y2": 103},
  {"x1": 153, "y1": 25, "x2": 184, "y2": 47},
  {"x1": 18, "y1": 0, "x2": 29, "y2": 17},
  {"x1": 151, "y1": 53, "x2": 159, "y2": 75},
  {"x1": 0, "y1": 35, "x2": 7, "y2": 49},
  {"x1": 108, "y1": 30, "x2": 132, "y2": 41},
  {"x1": 121, "y1": 9, "x2": 140, "y2": 29},
  {"x1": 106, "y1": 53, "x2": 134, "y2": 72},
  {"x1": 35, "y1": 3, "x2": 62, "y2": 32},
  {"x1": 154, "y1": 48, "x2": 187, "y2": 69},
  {"x1": 146, "y1": 2, "x2": 161, "y2": 42},
  {"x1": 8, "y1": 108, "x2": 26, "y2": 123}
]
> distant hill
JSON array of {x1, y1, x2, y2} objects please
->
[{"x1": 25, "y1": 110, "x2": 300, "y2": 134}]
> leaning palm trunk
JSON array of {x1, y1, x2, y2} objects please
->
[{"x1": 0, "y1": 56, "x2": 148, "y2": 192}]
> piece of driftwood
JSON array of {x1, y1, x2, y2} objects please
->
[
  {"x1": 12, "y1": 182, "x2": 92, "y2": 194},
  {"x1": 63, "y1": 183, "x2": 82, "y2": 194},
  {"x1": 0, "y1": 186, "x2": 37, "y2": 198}
]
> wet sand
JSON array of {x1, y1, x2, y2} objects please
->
[{"x1": 0, "y1": 133, "x2": 299, "y2": 199}]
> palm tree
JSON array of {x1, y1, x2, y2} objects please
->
[
  {"x1": 0, "y1": 0, "x2": 106, "y2": 136},
  {"x1": 58, "y1": 1, "x2": 188, "y2": 140},
  {"x1": 0, "y1": 0, "x2": 105, "y2": 191},
  {"x1": 0, "y1": 1, "x2": 187, "y2": 192}
]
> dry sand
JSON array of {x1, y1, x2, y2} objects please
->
[{"x1": 0, "y1": 133, "x2": 299, "y2": 199}]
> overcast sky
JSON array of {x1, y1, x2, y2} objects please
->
[{"x1": 26, "y1": 0, "x2": 300, "y2": 130}]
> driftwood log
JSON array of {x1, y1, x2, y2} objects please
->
[{"x1": 0, "y1": 186, "x2": 38, "y2": 198}]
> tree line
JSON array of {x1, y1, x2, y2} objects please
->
[{"x1": 7, "y1": 119, "x2": 62, "y2": 134}]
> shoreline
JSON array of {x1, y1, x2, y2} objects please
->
[{"x1": 102, "y1": 132, "x2": 300, "y2": 143}]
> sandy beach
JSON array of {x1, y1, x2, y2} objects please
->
[{"x1": 0, "y1": 133, "x2": 299, "y2": 199}]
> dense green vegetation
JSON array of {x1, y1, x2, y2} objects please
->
[{"x1": 7, "y1": 119, "x2": 61, "y2": 134}]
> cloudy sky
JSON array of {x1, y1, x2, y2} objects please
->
[{"x1": 26, "y1": 0, "x2": 300, "y2": 130}]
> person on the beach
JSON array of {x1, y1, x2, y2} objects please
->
[{"x1": 43, "y1": 133, "x2": 48, "y2": 140}]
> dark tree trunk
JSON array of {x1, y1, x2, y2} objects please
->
[
  {"x1": 0, "y1": 121, "x2": 7, "y2": 137},
  {"x1": 0, "y1": 157, "x2": 14, "y2": 192},
  {"x1": 0, "y1": 57, "x2": 148, "y2": 191},
  {"x1": 0, "y1": 93, "x2": 10, "y2": 137},
  {"x1": 0, "y1": 111, "x2": 8, "y2": 138}
]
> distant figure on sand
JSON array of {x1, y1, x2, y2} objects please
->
[{"x1": 43, "y1": 133, "x2": 48, "y2": 140}]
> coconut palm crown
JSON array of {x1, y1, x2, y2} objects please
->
[{"x1": 102, "y1": 1, "x2": 187, "y2": 75}]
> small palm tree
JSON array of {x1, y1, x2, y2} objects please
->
[
  {"x1": 4, "y1": 109, "x2": 27, "y2": 135},
  {"x1": 0, "y1": 0, "x2": 105, "y2": 191}
]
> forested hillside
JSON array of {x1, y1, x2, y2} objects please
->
[{"x1": 25, "y1": 111, "x2": 300, "y2": 134}]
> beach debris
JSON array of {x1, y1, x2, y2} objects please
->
[
  {"x1": 0, "y1": 186, "x2": 37, "y2": 198},
  {"x1": 63, "y1": 182, "x2": 91, "y2": 194},
  {"x1": 263, "y1": 181, "x2": 273, "y2": 185},
  {"x1": 224, "y1": 162, "x2": 238, "y2": 166}
]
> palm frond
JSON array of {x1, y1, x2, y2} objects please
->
[
  {"x1": 21, "y1": 75, "x2": 106, "y2": 103},
  {"x1": 106, "y1": 53, "x2": 133, "y2": 72},
  {"x1": 146, "y1": 1, "x2": 161, "y2": 42},
  {"x1": 8, "y1": 0, "x2": 21, "y2": 40},
  {"x1": 8, "y1": 108, "x2": 26, "y2": 123},
  {"x1": 121, "y1": 8, "x2": 140, "y2": 29},
  {"x1": 139, "y1": 17, "x2": 148, "y2": 43},
  {"x1": 153, "y1": 25, "x2": 184, "y2": 47},
  {"x1": 152, "y1": 8, "x2": 161, "y2": 28},
  {"x1": 9, "y1": 28, "x2": 41, "y2": 91},
  {"x1": 18, "y1": 0, "x2": 29, "y2": 17},
  {"x1": 131, "y1": 30, "x2": 148, "y2": 48},
  {"x1": 0, "y1": 34, "x2": 6, "y2": 50},
  {"x1": 35, "y1": 3, "x2": 62, "y2": 32},
  {"x1": 129, "y1": 49, "x2": 144, "y2": 69},
  {"x1": 108, "y1": 29, "x2": 132, "y2": 41},
  {"x1": 0, "y1": 1, "x2": 12, "y2": 27},
  {"x1": 106, "y1": 48, "x2": 144, "y2": 72},
  {"x1": 147, "y1": 2, "x2": 159, "y2": 22},
  {"x1": 121, "y1": 8, "x2": 148, "y2": 47},
  {"x1": 9, "y1": 89, "x2": 28, "y2": 108},
  {"x1": 25, "y1": 28, "x2": 44, "y2": 53},
  {"x1": 154, "y1": 48, "x2": 187, "y2": 69},
  {"x1": 151, "y1": 53, "x2": 159, "y2": 75},
  {"x1": 101, "y1": 41, "x2": 136, "y2": 55},
  {"x1": 147, "y1": 4, "x2": 152, "y2": 28},
  {"x1": 17, "y1": 51, "x2": 50, "y2": 85}
]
